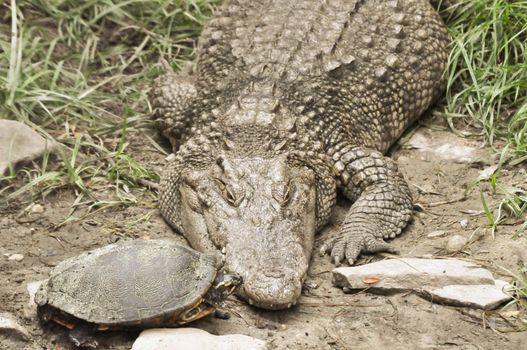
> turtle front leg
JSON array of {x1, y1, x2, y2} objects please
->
[
  {"x1": 321, "y1": 146, "x2": 412, "y2": 266},
  {"x1": 69, "y1": 323, "x2": 99, "y2": 348}
]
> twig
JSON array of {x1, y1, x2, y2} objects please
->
[
  {"x1": 425, "y1": 194, "x2": 467, "y2": 207},
  {"x1": 7, "y1": 0, "x2": 18, "y2": 95},
  {"x1": 137, "y1": 178, "x2": 160, "y2": 191},
  {"x1": 298, "y1": 301, "x2": 383, "y2": 308},
  {"x1": 324, "y1": 326, "x2": 352, "y2": 350}
]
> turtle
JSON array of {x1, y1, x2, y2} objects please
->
[{"x1": 35, "y1": 239, "x2": 242, "y2": 347}]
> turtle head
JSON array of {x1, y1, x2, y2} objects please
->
[
  {"x1": 179, "y1": 272, "x2": 241, "y2": 324},
  {"x1": 204, "y1": 272, "x2": 243, "y2": 307}
]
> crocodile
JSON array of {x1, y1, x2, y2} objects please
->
[{"x1": 150, "y1": 0, "x2": 449, "y2": 310}]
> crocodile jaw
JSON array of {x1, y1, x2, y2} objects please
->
[{"x1": 223, "y1": 214, "x2": 316, "y2": 310}]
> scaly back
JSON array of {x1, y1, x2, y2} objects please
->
[{"x1": 195, "y1": 0, "x2": 449, "y2": 152}]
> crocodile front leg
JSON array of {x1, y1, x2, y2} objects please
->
[
  {"x1": 150, "y1": 60, "x2": 197, "y2": 151},
  {"x1": 321, "y1": 146, "x2": 413, "y2": 266}
]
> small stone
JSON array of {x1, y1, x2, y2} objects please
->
[
  {"x1": 132, "y1": 328, "x2": 267, "y2": 350},
  {"x1": 0, "y1": 120, "x2": 56, "y2": 175},
  {"x1": 30, "y1": 204, "x2": 44, "y2": 214},
  {"x1": 214, "y1": 309, "x2": 231, "y2": 320},
  {"x1": 0, "y1": 312, "x2": 30, "y2": 341},
  {"x1": 165, "y1": 153, "x2": 176, "y2": 162},
  {"x1": 459, "y1": 219, "x2": 469, "y2": 228},
  {"x1": 445, "y1": 235, "x2": 467, "y2": 253},
  {"x1": 303, "y1": 280, "x2": 318, "y2": 289},
  {"x1": 7, "y1": 254, "x2": 24, "y2": 261},
  {"x1": 427, "y1": 230, "x2": 447, "y2": 238}
]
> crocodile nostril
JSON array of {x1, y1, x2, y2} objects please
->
[
  {"x1": 263, "y1": 268, "x2": 285, "y2": 278},
  {"x1": 251, "y1": 216, "x2": 262, "y2": 226}
]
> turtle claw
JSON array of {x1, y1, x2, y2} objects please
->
[{"x1": 69, "y1": 324, "x2": 98, "y2": 348}]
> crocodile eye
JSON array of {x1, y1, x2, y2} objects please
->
[
  {"x1": 282, "y1": 183, "x2": 291, "y2": 205},
  {"x1": 224, "y1": 185, "x2": 237, "y2": 206},
  {"x1": 213, "y1": 177, "x2": 242, "y2": 207},
  {"x1": 273, "y1": 181, "x2": 293, "y2": 206}
]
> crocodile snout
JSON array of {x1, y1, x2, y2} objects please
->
[
  {"x1": 238, "y1": 273, "x2": 303, "y2": 310},
  {"x1": 263, "y1": 268, "x2": 285, "y2": 279}
]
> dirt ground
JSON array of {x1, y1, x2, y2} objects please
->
[{"x1": 1, "y1": 114, "x2": 526, "y2": 350}]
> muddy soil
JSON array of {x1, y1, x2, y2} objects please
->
[{"x1": 1, "y1": 116, "x2": 526, "y2": 350}]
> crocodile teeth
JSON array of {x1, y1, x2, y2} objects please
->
[
  {"x1": 287, "y1": 303, "x2": 292, "y2": 308},
  {"x1": 248, "y1": 299, "x2": 254, "y2": 305}
]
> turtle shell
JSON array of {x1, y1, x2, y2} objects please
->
[{"x1": 35, "y1": 240, "x2": 217, "y2": 327}]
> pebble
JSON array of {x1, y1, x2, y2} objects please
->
[
  {"x1": 445, "y1": 235, "x2": 467, "y2": 253},
  {"x1": 459, "y1": 219, "x2": 469, "y2": 228},
  {"x1": 30, "y1": 204, "x2": 44, "y2": 214},
  {"x1": 7, "y1": 254, "x2": 24, "y2": 261},
  {"x1": 303, "y1": 280, "x2": 319, "y2": 289},
  {"x1": 214, "y1": 309, "x2": 231, "y2": 320},
  {"x1": 165, "y1": 153, "x2": 176, "y2": 162}
]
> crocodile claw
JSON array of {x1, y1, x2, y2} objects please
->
[{"x1": 320, "y1": 233, "x2": 399, "y2": 266}]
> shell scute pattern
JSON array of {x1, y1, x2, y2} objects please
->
[{"x1": 35, "y1": 240, "x2": 217, "y2": 326}]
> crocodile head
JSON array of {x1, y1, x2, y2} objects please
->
[{"x1": 175, "y1": 153, "x2": 318, "y2": 309}]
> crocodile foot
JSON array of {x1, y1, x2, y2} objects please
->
[{"x1": 320, "y1": 232, "x2": 399, "y2": 266}]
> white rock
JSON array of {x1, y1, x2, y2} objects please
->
[
  {"x1": 165, "y1": 153, "x2": 176, "y2": 162},
  {"x1": 0, "y1": 312, "x2": 30, "y2": 340},
  {"x1": 0, "y1": 120, "x2": 56, "y2": 175},
  {"x1": 332, "y1": 258, "x2": 513, "y2": 310},
  {"x1": 459, "y1": 219, "x2": 469, "y2": 228},
  {"x1": 7, "y1": 254, "x2": 24, "y2": 261},
  {"x1": 30, "y1": 204, "x2": 44, "y2": 214},
  {"x1": 131, "y1": 328, "x2": 267, "y2": 350},
  {"x1": 24, "y1": 281, "x2": 43, "y2": 319},
  {"x1": 333, "y1": 258, "x2": 495, "y2": 291},
  {"x1": 423, "y1": 280, "x2": 513, "y2": 310},
  {"x1": 445, "y1": 235, "x2": 467, "y2": 253},
  {"x1": 27, "y1": 281, "x2": 43, "y2": 309},
  {"x1": 477, "y1": 165, "x2": 499, "y2": 181},
  {"x1": 404, "y1": 129, "x2": 489, "y2": 163}
]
